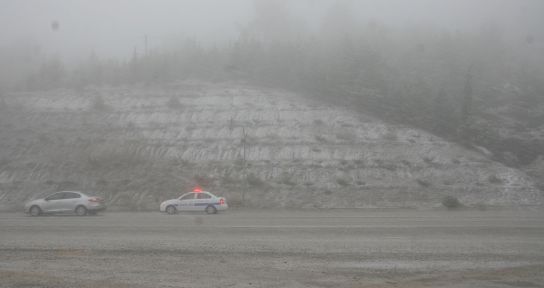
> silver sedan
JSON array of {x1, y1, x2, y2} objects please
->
[{"x1": 24, "y1": 191, "x2": 106, "y2": 216}]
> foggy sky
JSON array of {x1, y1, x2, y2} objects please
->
[{"x1": 1, "y1": 0, "x2": 542, "y2": 63}]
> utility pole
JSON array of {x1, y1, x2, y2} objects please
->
[
  {"x1": 462, "y1": 71, "x2": 473, "y2": 124},
  {"x1": 241, "y1": 127, "x2": 247, "y2": 206},
  {"x1": 242, "y1": 127, "x2": 247, "y2": 162},
  {"x1": 144, "y1": 34, "x2": 148, "y2": 56}
]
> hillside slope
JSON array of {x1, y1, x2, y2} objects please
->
[{"x1": 0, "y1": 81, "x2": 541, "y2": 210}]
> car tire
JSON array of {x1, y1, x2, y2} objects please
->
[
  {"x1": 29, "y1": 206, "x2": 41, "y2": 217},
  {"x1": 75, "y1": 205, "x2": 88, "y2": 216},
  {"x1": 205, "y1": 205, "x2": 217, "y2": 215},
  {"x1": 166, "y1": 205, "x2": 177, "y2": 215}
]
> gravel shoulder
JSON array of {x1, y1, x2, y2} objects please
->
[{"x1": 1, "y1": 209, "x2": 543, "y2": 288}]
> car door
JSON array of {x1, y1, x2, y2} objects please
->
[
  {"x1": 178, "y1": 193, "x2": 197, "y2": 211},
  {"x1": 194, "y1": 192, "x2": 213, "y2": 211},
  {"x1": 41, "y1": 192, "x2": 65, "y2": 212},
  {"x1": 57, "y1": 192, "x2": 82, "y2": 212}
]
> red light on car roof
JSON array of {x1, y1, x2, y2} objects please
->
[{"x1": 193, "y1": 186, "x2": 202, "y2": 193}]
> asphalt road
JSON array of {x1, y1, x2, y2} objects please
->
[{"x1": 1, "y1": 209, "x2": 544, "y2": 288}]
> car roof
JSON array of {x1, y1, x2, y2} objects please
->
[
  {"x1": 49, "y1": 191, "x2": 86, "y2": 196},
  {"x1": 180, "y1": 191, "x2": 216, "y2": 197},
  {"x1": 61, "y1": 191, "x2": 85, "y2": 194}
]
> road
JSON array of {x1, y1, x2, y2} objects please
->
[{"x1": 1, "y1": 209, "x2": 544, "y2": 288}]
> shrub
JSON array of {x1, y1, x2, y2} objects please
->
[
  {"x1": 344, "y1": 163, "x2": 356, "y2": 171},
  {"x1": 422, "y1": 156, "x2": 434, "y2": 164},
  {"x1": 443, "y1": 179, "x2": 454, "y2": 186},
  {"x1": 354, "y1": 159, "x2": 365, "y2": 168},
  {"x1": 167, "y1": 96, "x2": 183, "y2": 109},
  {"x1": 0, "y1": 157, "x2": 10, "y2": 167},
  {"x1": 313, "y1": 119, "x2": 325, "y2": 126},
  {"x1": 356, "y1": 180, "x2": 366, "y2": 186},
  {"x1": 335, "y1": 131, "x2": 355, "y2": 141},
  {"x1": 282, "y1": 177, "x2": 297, "y2": 186},
  {"x1": 267, "y1": 133, "x2": 281, "y2": 141},
  {"x1": 247, "y1": 173, "x2": 266, "y2": 187},
  {"x1": 126, "y1": 121, "x2": 136, "y2": 130},
  {"x1": 442, "y1": 196, "x2": 462, "y2": 209},
  {"x1": 383, "y1": 130, "x2": 398, "y2": 141},
  {"x1": 278, "y1": 172, "x2": 296, "y2": 186},
  {"x1": 315, "y1": 135, "x2": 327, "y2": 143},
  {"x1": 381, "y1": 163, "x2": 397, "y2": 171},
  {"x1": 416, "y1": 179, "x2": 431, "y2": 187},
  {"x1": 91, "y1": 95, "x2": 110, "y2": 111},
  {"x1": 488, "y1": 174, "x2": 503, "y2": 184},
  {"x1": 336, "y1": 177, "x2": 351, "y2": 186}
]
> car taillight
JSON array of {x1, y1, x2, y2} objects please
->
[
  {"x1": 219, "y1": 198, "x2": 225, "y2": 205},
  {"x1": 89, "y1": 197, "x2": 102, "y2": 203}
]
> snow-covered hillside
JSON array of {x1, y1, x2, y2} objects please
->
[{"x1": 0, "y1": 81, "x2": 541, "y2": 210}]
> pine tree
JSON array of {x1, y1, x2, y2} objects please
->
[{"x1": 459, "y1": 69, "x2": 473, "y2": 143}]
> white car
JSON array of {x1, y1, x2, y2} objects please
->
[{"x1": 160, "y1": 189, "x2": 228, "y2": 215}]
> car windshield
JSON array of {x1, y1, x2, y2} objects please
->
[
  {"x1": 179, "y1": 193, "x2": 195, "y2": 201},
  {"x1": 3, "y1": 1, "x2": 544, "y2": 288}
]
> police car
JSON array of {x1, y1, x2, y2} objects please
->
[{"x1": 160, "y1": 188, "x2": 228, "y2": 214}]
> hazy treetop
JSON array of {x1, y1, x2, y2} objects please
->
[{"x1": 0, "y1": 0, "x2": 542, "y2": 62}]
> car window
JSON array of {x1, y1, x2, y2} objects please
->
[
  {"x1": 180, "y1": 193, "x2": 195, "y2": 201},
  {"x1": 197, "y1": 193, "x2": 211, "y2": 199},
  {"x1": 63, "y1": 192, "x2": 81, "y2": 199},
  {"x1": 45, "y1": 193, "x2": 63, "y2": 201}
]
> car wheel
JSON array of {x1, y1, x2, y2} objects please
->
[
  {"x1": 75, "y1": 205, "x2": 88, "y2": 216},
  {"x1": 205, "y1": 205, "x2": 217, "y2": 215},
  {"x1": 29, "y1": 206, "x2": 41, "y2": 217},
  {"x1": 166, "y1": 205, "x2": 177, "y2": 215}
]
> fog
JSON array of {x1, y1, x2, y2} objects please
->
[
  {"x1": 1, "y1": 0, "x2": 542, "y2": 62},
  {"x1": 0, "y1": 0, "x2": 254, "y2": 61},
  {"x1": 1, "y1": 0, "x2": 543, "y2": 162},
  {"x1": 2, "y1": 2, "x2": 544, "y2": 287}
]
